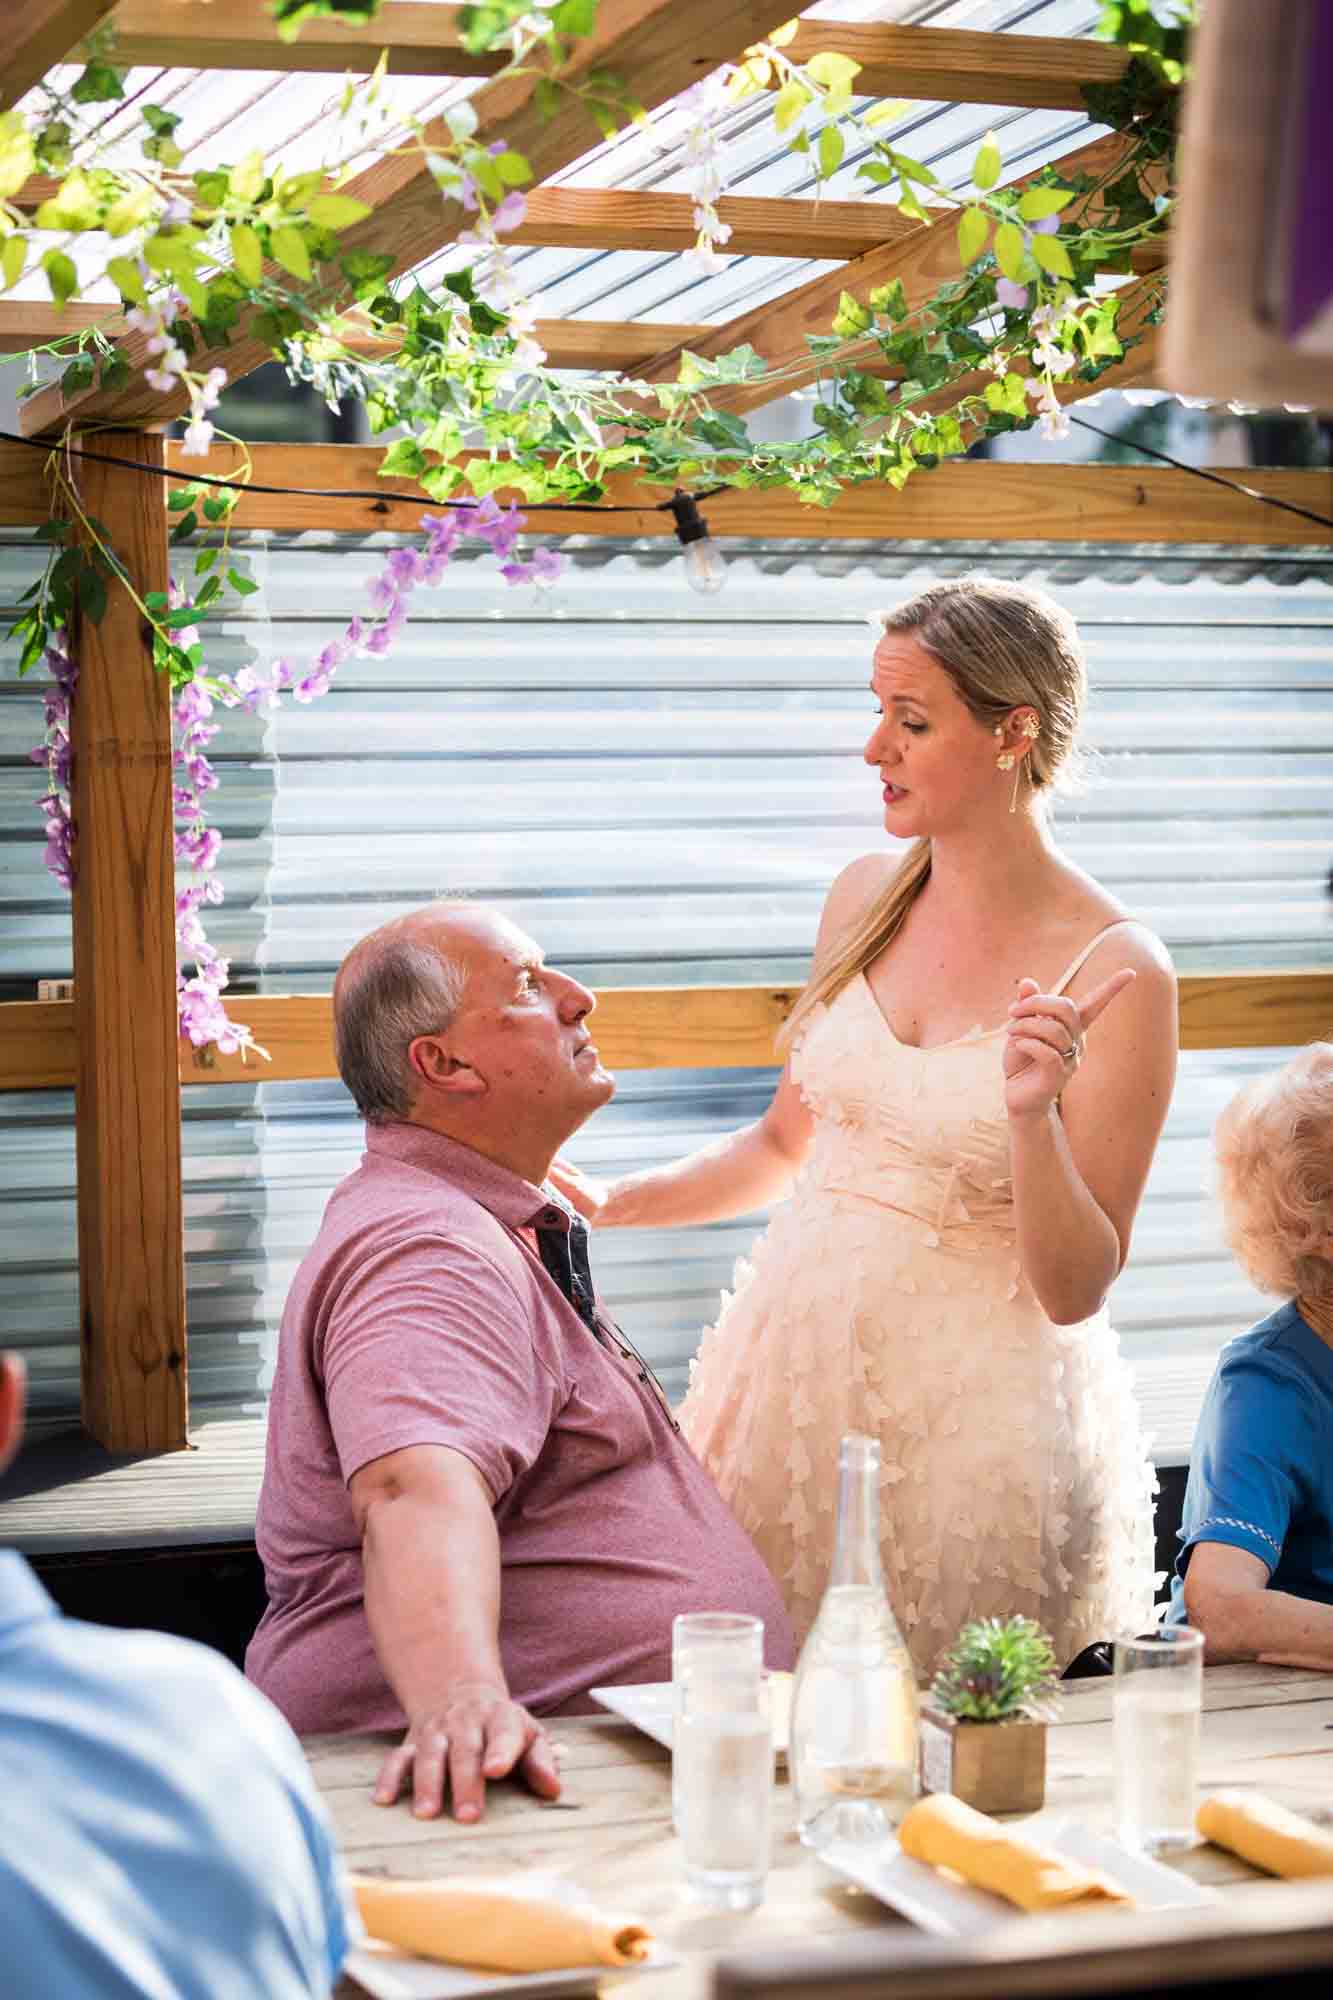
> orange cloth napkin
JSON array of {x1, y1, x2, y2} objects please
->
[
  {"x1": 897, "y1": 1796, "x2": 1135, "y2": 1912},
  {"x1": 1197, "y1": 1791, "x2": 1333, "y2": 1878},
  {"x1": 349, "y1": 1876, "x2": 654, "y2": 1972}
]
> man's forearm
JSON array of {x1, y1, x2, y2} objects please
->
[
  {"x1": 362, "y1": 1482, "x2": 506, "y2": 1719},
  {"x1": 1195, "y1": 1582, "x2": 1333, "y2": 1667}
]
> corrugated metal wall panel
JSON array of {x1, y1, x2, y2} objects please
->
[{"x1": 2, "y1": 535, "x2": 1330, "y2": 1452}]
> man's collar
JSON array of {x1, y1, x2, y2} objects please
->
[
  {"x1": 0, "y1": 1551, "x2": 57, "y2": 1642},
  {"x1": 364, "y1": 1119, "x2": 564, "y2": 1231}
]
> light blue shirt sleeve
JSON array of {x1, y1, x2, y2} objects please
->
[{"x1": 1176, "y1": 1343, "x2": 1312, "y2": 1582}]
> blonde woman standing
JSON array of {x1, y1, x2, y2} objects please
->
[{"x1": 557, "y1": 579, "x2": 1175, "y2": 1676}]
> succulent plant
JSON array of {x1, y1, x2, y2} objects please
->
[{"x1": 929, "y1": 1616, "x2": 1062, "y2": 1724}]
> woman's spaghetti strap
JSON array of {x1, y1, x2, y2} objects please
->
[{"x1": 1051, "y1": 918, "x2": 1140, "y2": 996}]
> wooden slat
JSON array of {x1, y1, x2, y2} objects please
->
[
  {"x1": 741, "y1": 20, "x2": 1131, "y2": 113},
  {"x1": 0, "y1": 0, "x2": 118, "y2": 112},
  {"x1": 510, "y1": 187, "x2": 928, "y2": 261},
  {"x1": 16, "y1": 0, "x2": 782, "y2": 437},
  {"x1": 0, "y1": 302, "x2": 120, "y2": 352},
  {"x1": 0, "y1": 442, "x2": 1327, "y2": 542},
  {"x1": 107, "y1": 0, "x2": 506, "y2": 77},
  {"x1": 1178, "y1": 972, "x2": 1333, "y2": 1052},
  {"x1": 341, "y1": 317, "x2": 717, "y2": 372},
  {"x1": 0, "y1": 1415, "x2": 266, "y2": 1552},
  {"x1": 69, "y1": 431, "x2": 187, "y2": 1452},
  {"x1": 3, "y1": 974, "x2": 1329, "y2": 1094},
  {"x1": 628, "y1": 134, "x2": 1144, "y2": 413},
  {"x1": 0, "y1": 303, "x2": 705, "y2": 371},
  {"x1": 99, "y1": 11, "x2": 1133, "y2": 110}
]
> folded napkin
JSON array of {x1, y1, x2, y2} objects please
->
[
  {"x1": 349, "y1": 1875, "x2": 654, "y2": 1973},
  {"x1": 897, "y1": 1796, "x2": 1135, "y2": 1912},
  {"x1": 1197, "y1": 1791, "x2": 1333, "y2": 1878}
]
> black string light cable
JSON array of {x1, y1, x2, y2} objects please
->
[
  {"x1": 2, "y1": 421, "x2": 1330, "y2": 535},
  {"x1": 1065, "y1": 414, "x2": 1333, "y2": 533}
]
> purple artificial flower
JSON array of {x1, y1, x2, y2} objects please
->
[
  {"x1": 491, "y1": 191, "x2": 528, "y2": 235},
  {"x1": 995, "y1": 278, "x2": 1030, "y2": 311}
]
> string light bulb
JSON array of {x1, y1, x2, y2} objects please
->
[{"x1": 666, "y1": 490, "x2": 727, "y2": 595}]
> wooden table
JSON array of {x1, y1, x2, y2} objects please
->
[{"x1": 308, "y1": 1664, "x2": 1333, "y2": 2000}]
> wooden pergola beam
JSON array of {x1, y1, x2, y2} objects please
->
[
  {"x1": 106, "y1": 0, "x2": 507, "y2": 77},
  {"x1": 2, "y1": 440, "x2": 1325, "y2": 542},
  {"x1": 628, "y1": 133, "x2": 1143, "y2": 414},
  {"x1": 4, "y1": 971, "x2": 1331, "y2": 1093},
  {"x1": 99, "y1": 10, "x2": 1132, "y2": 112},
  {"x1": 0, "y1": 0, "x2": 118, "y2": 112},
  {"x1": 0, "y1": 302, "x2": 121, "y2": 351},
  {"x1": 18, "y1": 0, "x2": 782, "y2": 438},
  {"x1": 68, "y1": 432, "x2": 187, "y2": 1453},
  {"x1": 508, "y1": 188, "x2": 927, "y2": 261},
  {"x1": 341, "y1": 316, "x2": 717, "y2": 372},
  {"x1": 725, "y1": 20, "x2": 1130, "y2": 112}
]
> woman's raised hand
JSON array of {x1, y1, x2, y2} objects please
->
[
  {"x1": 1003, "y1": 968, "x2": 1136, "y2": 1123},
  {"x1": 547, "y1": 1155, "x2": 609, "y2": 1223}
]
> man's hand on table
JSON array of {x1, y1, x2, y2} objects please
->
[{"x1": 373, "y1": 1681, "x2": 562, "y2": 1822}]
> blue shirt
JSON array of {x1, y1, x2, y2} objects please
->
[
  {"x1": 0, "y1": 1552, "x2": 354, "y2": 1999},
  {"x1": 1169, "y1": 1301, "x2": 1333, "y2": 1622}
]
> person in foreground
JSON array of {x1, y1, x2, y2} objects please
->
[
  {"x1": 0, "y1": 1353, "x2": 351, "y2": 1999},
  {"x1": 247, "y1": 901, "x2": 794, "y2": 1821},
  {"x1": 1170, "y1": 1043, "x2": 1333, "y2": 1666},
  {"x1": 556, "y1": 579, "x2": 1177, "y2": 1678}
]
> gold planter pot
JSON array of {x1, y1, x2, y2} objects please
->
[{"x1": 918, "y1": 1706, "x2": 1048, "y2": 1815}]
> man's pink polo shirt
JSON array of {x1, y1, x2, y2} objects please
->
[{"x1": 246, "y1": 1121, "x2": 794, "y2": 1735}]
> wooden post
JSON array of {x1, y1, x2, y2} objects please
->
[{"x1": 70, "y1": 430, "x2": 187, "y2": 1451}]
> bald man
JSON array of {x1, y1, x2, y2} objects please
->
[{"x1": 247, "y1": 903, "x2": 793, "y2": 1821}]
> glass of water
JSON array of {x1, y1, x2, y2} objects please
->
[
  {"x1": 1113, "y1": 1625, "x2": 1204, "y2": 1853},
  {"x1": 672, "y1": 1612, "x2": 773, "y2": 1910}
]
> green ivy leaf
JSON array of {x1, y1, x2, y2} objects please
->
[
  {"x1": 773, "y1": 81, "x2": 810, "y2": 134},
  {"x1": 805, "y1": 51, "x2": 862, "y2": 92},
  {"x1": 550, "y1": 0, "x2": 598, "y2": 32},
  {"x1": 105, "y1": 255, "x2": 146, "y2": 304},
  {"x1": 956, "y1": 206, "x2": 989, "y2": 266},
  {"x1": 229, "y1": 223, "x2": 264, "y2": 286},
  {"x1": 1030, "y1": 231, "x2": 1075, "y2": 279},
  {"x1": 0, "y1": 233, "x2": 24, "y2": 292},
  {"x1": 971, "y1": 130, "x2": 1002, "y2": 192},
  {"x1": 77, "y1": 565, "x2": 108, "y2": 623},
  {"x1": 830, "y1": 289, "x2": 872, "y2": 337},
  {"x1": 306, "y1": 193, "x2": 374, "y2": 229},
  {"x1": 993, "y1": 221, "x2": 1026, "y2": 283},
  {"x1": 493, "y1": 150, "x2": 530, "y2": 187},
  {"x1": 194, "y1": 547, "x2": 219, "y2": 575},
  {"x1": 70, "y1": 60, "x2": 124, "y2": 105},
  {"x1": 817, "y1": 123, "x2": 845, "y2": 180},
  {"x1": 226, "y1": 568, "x2": 260, "y2": 596},
  {"x1": 270, "y1": 226, "x2": 313, "y2": 281},
  {"x1": 60, "y1": 355, "x2": 96, "y2": 396},
  {"x1": 378, "y1": 438, "x2": 428, "y2": 478},
  {"x1": 99, "y1": 347, "x2": 132, "y2": 392},
  {"x1": 1017, "y1": 185, "x2": 1075, "y2": 222},
  {"x1": 41, "y1": 250, "x2": 78, "y2": 307},
  {"x1": 867, "y1": 278, "x2": 907, "y2": 320}
]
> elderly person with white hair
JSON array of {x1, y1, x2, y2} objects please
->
[{"x1": 1169, "y1": 1043, "x2": 1333, "y2": 1666}]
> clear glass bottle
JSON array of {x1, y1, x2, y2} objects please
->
[{"x1": 790, "y1": 1432, "x2": 920, "y2": 1851}]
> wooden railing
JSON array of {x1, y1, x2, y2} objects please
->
[{"x1": 2, "y1": 972, "x2": 1330, "y2": 1093}]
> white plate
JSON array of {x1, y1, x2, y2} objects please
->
[
  {"x1": 345, "y1": 1939, "x2": 672, "y2": 2000},
  {"x1": 346, "y1": 1872, "x2": 673, "y2": 2000},
  {"x1": 821, "y1": 1819, "x2": 1220, "y2": 1939},
  {"x1": 588, "y1": 1675, "x2": 792, "y2": 1761}
]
